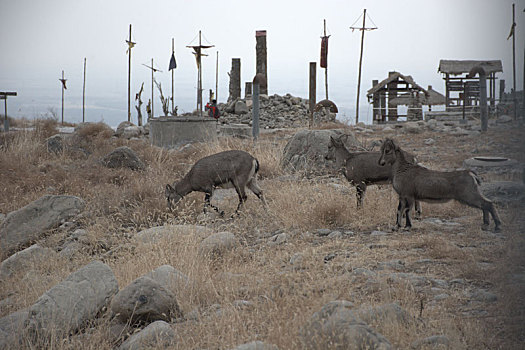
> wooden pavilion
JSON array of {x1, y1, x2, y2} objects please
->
[
  {"x1": 367, "y1": 71, "x2": 444, "y2": 123},
  {"x1": 438, "y1": 60, "x2": 502, "y2": 111}
]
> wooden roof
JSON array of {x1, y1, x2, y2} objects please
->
[
  {"x1": 438, "y1": 60, "x2": 503, "y2": 75},
  {"x1": 389, "y1": 87, "x2": 446, "y2": 106},
  {"x1": 367, "y1": 71, "x2": 427, "y2": 96}
]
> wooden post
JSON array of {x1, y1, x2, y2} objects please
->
[
  {"x1": 372, "y1": 79, "x2": 379, "y2": 123},
  {"x1": 127, "y1": 24, "x2": 132, "y2": 122},
  {"x1": 355, "y1": 9, "x2": 367, "y2": 124},
  {"x1": 387, "y1": 72, "x2": 398, "y2": 121},
  {"x1": 309, "y1": 62, "x2": 316, "y2": 128},
  {"x1": 61, "y1": 70, "x2": 65, "y2": 125},
  {"x1": 3, "y1": 97, "x2": 7, "y2": 132},
  {"x1": 380, "y1": 91, "x2": 386, "y2": 122},
  {"x1": 445, "y1": 73, "x2": 450, "y2": 109},
  {"x1": 323, "y1": 19, "x2": 329, "y2": 100},
  {"x1": 511, "y1": 3, "x2": 517, "y2": 119},
  {"x1": 1, "y1": 92, "x2": 16, "y2": 132},
  {"x1": 245, "y1": 82, "x2": 252, "y2": 99},
  {"x1": 215, "y1": 51, "x2": 219, "y2": 102},
  {"x1": 255, "y1": 30, "x2": 268, "y2": 95},
  {"x1": 151, "y1": 58, "x2": 154, "y2": 119},
  {"x1": 229, "y1": 59, "x2": 241, "y2": 101},
  {"x1": 83, "y1": 58, "x2": 86, "y2": 123},
  {"x1": 198, "y1": 31, "x2": 203, "y2": 117},
  {"x1": 172, "y1": 38, "x2": 175, "y2": 113}
]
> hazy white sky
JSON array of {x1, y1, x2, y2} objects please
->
[{"x1": 1, "y1": 0, "x2": 523, "y2": 125}]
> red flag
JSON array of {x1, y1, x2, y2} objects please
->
[{"x1": 320, "y1": 36, "x2": 329, "y2": 68}]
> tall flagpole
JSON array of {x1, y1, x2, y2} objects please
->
[
  {"x1": 126, "y1": 24, "x2": 134, "y2": 123},
  {"x1": 356, "y1": 9, "x2": 367, "y2": 124},
  {"x1": 324, "y1": 19, "x2": 328, "y2": 100},
  {"x1": 171, "y1": 38, "x2": 175, "y2": 112},
  {"x1": 512, "y1": 3, "x2": 517, "y2": 120},
  {"x1": 59, "y1": 70, "x2": 66, "y2": 125},
  {"x1": 151, "y1": 58, "x2": 154, "y2": 118},
  {"x1": 216, "y1": 51, "x2": 219, "y2": 102},
  {"x1": 83, "y1": 57, "x2": 86, "y2": 123},
  {"x1": 351, "y1": 9, "x2": 377, "y2": 124}
]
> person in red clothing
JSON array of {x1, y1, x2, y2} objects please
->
[{"x1": 205, "y1": 99, "x2": 220, "y2": 119}]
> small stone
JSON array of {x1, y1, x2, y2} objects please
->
[{"x1": 316, "y1": 228, "x2": 331, "y2": 236}]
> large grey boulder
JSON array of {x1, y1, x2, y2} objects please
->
[
  {"x1": 26, "y1": 261, "x2": 118, "y2": 339},
  {"x1": 0, "y1": 195, "x2": 85, "y2": 258},
  {"x1": 102, "y1": 146, "x2": 145, "y2": 171},
  {"x1": 115, "y1": 121, "x2": 135, "y2": 136},
  {"x1": 0, "y1": 309, "x2": 29, "y2": 349},
  {"x1": 234, "y1": 101, "x2": 249, "y2": 115},
  {"x1": 198, "y1": 231, "x2": 238, "y2": 257},
  {"x1": 121, "y1": 125, "x2": 143, "y2": 139},
  {"x1": 281, "y1": 129, "x2": 359, "y2": 175},
  {"x1": 300, "y1": 300, "x2": 392, "y2": 350},
  {"x1": 0, "y1": 244, "x2": 56, "y2": 278},
  {"x1": 46, "y1": 134, "x2": 71, "y2": 154},
  {"x1": 110, "y1": 275, "x2": 183, "y2": 325},
  {"x1": 118, "y1": 320, "x2": 176, "y2": 350},
  {"x1": 145, "y1": 265, "x2": 190, "y2": 294}
]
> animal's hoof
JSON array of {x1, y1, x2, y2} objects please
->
[
  {"x1": 493, "y1": 226, "x2": 501, "y2": 233},
  {"x1": 403, "y1": 226, "x2": 412, "y2": 232},
  {"x1": 481, "y1": 224, "x2": 490, "y2": 231}
]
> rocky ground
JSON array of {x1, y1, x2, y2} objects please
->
[{"x1": 0, "y1": 114, "x2": 524, "y2": 349}]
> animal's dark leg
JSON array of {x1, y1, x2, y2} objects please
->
[
  {"x1": 414, "y1": 200, "x2": 422, "y2": 220},
  {"x1": 404, "y1": 197, "x2": 414, "y2": 230},
  {"x1": 356, "y1": 183, "x2": 367, "y2": 209},
  {"x1": 394, "y1": 198, "x2": 405, "y2": 231},
  {"x1": 204, "y1": 191, "x2": 224, "y2": 216},
  {"x1": 483, "y1": 201, "x2": 501, "y2": 232},
  {"x1": 234, "y1": 185, "x2": 247, "y2": 213},
  {"x1": 481, "y1": 208, "x2": 490, "y2": 231}
]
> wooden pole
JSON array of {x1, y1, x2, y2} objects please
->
[
  {"x1": 61, "y1": 70, "x2": 65, "y2": 125},
  {"x1": 324, "y1": 19, "x2": 329, "y2": 100},
  {"x1": 4, "y1": 98, "x2": 7, "y2": 132},
  {"x1": 151, "y1": 58, "x2": 154, "y2": 119},
  {"x1": 512, "y1": 3, "x2": 517, "y2": 120},
  {"x1": 309, "y1": 62, "x2": 316, "y2": 128},
  {"x1": 127, "y1": 24, "x2": 132, "y2": 122},
  {"x1": 355, "y1": 9, "x2": 367, "y2": 124},
  {"x1": 172, "y1": 38, "x2": 175, "y2": 113},
  {"x1": 83, "y1": 57, "x2": 86, "y2": 123},
  {"x1": 216, "y1": 51, "x2": 219, "y2": 102},
  {"x1": 198, "y1": 31, "x2": 203, "y2": 117}
]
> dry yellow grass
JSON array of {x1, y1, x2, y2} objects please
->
[{"x1": 0, "y1": 119, "x2": 524, "y2": 349}]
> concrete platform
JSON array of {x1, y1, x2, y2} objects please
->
[{"x1": 149, "y1": 116, "x2": 217, "y2": 148}]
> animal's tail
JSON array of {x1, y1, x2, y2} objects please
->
[{"x1": 255, "y1": 158, "x2": 260, "y2": 174}]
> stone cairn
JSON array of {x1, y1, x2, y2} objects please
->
[{"x1": 218, "y1": 93, "x2": 336, "y2": 129}]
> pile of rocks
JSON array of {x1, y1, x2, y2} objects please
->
[{"x1": 218, "y1": 93, "x2": 336, "y2": 129}]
